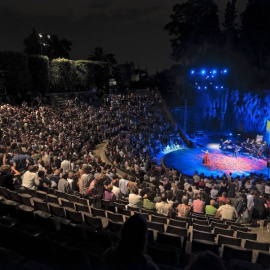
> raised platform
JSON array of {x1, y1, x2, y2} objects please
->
[{"x1": 163, "y1": 142, "x2": 269, "y2": 177}]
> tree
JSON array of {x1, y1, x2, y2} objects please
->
[
  {"x1": 88, "y1": 47, "x2": 117, "y2": 77},
  {"x1": 164, "y1": 0, "x2": 221, "y2": 65},
  {"x1": 223, "y1": 0, "x2": 238, "y2": 33},
  {"x1": 23, "y1": 29, "x2": 72, "y2": 59},
  {"x1": 240, "y1": 0, "x2": 270, "y2": 69}
]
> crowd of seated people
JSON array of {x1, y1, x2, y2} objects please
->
[{"x1": 0, "y1": 91, "x2": 269, "y2": 268}]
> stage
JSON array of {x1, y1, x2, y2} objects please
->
[{"x1": 163, "y1": 135, "x2": 269, "y2": 177}]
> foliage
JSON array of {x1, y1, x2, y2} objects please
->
[
  {"x1": 23, "y1": 28, "x2": 72, "y2": 59},
  {"x1": 50, "y1": 58, "x2": 76, "y2": 92},
  {"x1": 223, "y1": 0, "x2": 238, "y2": 32},
  {"x1": 28, "y1": 55, "x2": 50, "y2": 93},
  {"x1": 0, "y1": 51, "x2": 31, "y2": 94},
  {"x1": 164, "y1": 0, "x2": 221, "y2": 63},
  {"x1": 240, "y1": 0, "x2": 270, "y2": 69},
  {"x1": 88, "y1": 47, "x2": 117, "y2": 77}
]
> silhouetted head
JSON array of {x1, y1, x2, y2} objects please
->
[
  {"x1": 118, "y1": 214, "x2": 148, "y2": 253},
  {"x1": 186, "y1": 251, "x2": 226, "y2": 270}
]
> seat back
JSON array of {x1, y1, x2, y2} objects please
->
[
  {"x1": 36, "y1": 191, "x2": 48, "y2": 201},
  {"x1": 257, "y1": 251, "x2": 270, "y2": 269},
  {"x1": 65, "y1": 208, "x2": 83, "y2": 224},
  {"x1": 230, "y1": 225, "x2": 249, "y2": 232},
  {"x1": 211, "y1": 221, "x2": 228, "y2": 229},
  {"x1": 218, "y1": 234, "x2": 241, "y2": 247},
  {"x1": 66, "y1": 194, "x2": 78, "y2": 202},
  {"x1": 245, "y1": 240, "x2": 270, "y2": 252},
  {"x1": 107, "y1": 211, "x2": 124, "y2": 223},
  {"x1": 169, "y1": 219, "x2": 187, "y2": 229},
  {"x1": 107, "y1": 220, "x2": 123, "y2": 232},
  {"x1": 33, "y1": 199, "x2": 49, "y2": 212},
  {"x1": 19, "y1": 194, "x2": 33, "y2": 207},
  {"x1": 222, "y1": 245, "x2": 252, "y2": 262},
  {"x1": 75, "y1": 203, "x2": 90, "y2": 213},
  {"x1": 191, "y1": 239, "x2": 219, "y2": 255},
  {"x1": 77, "y1": 197, "x2": 89, "y2": 206},
  {"x1": 91, "y1": 207, "x2": 106, "y2": 218},
  {"x1": 60, "y1": 199, "x2": 75, "y2": 209},
  {"x1": 47, "y1": 194, "x2": 59, "y2": 204},
  {"x1": 0, "y1": 187, "x2": 11, "y2": 199},
  {"x1": 48, "y1": 203, "x2": 66, "y2": 218},
  {"x1": 83, "y1": 213, "x2": 103, "y2": 230},
  {"x1": 8, "y1": 190, "x2": 21, "y2": 203},
  {"x1": 114, "y1": 202, "x2": 125, "y2": 209},
  {"x1": 148, "y1": 221, "x2": 164, "y2": 233},
  {"x1": 55, "y1": 190, "x2": 66, "y2": 199},
  {"x1": 193, "y1": 219, "x2": 208, "y2": 226},
  {"x1": 214, "y1": 227, "x2": 234, "y2": 237},
  {"x1": 151, "y1": 215, "x2": 167, "y2": 224},
  {"x1": 236, "y1": 231, "x2": 257, "y2": 241},
  {"x1": 192, "y1": 229, "x2": 215, "y2": 242},
  {"x1": 175, "y1": 216, "x2": 192, "y2": 226},
  {"x1": 193, "y1": 223, "x2": 212, "y2": 233},
  {"x1": 117, "y1": 207, "x2": 131, "y2": 216},
  {"x1": 156, "y1": 232, "x2": 183, "y2": 249},
  {"x1": 166, "y1": 225, "x2": 188, "y2": 238}
]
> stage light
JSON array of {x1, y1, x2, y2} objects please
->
[
  {"x1": 223, "y1": 69, "x2": 228, "y2": 73},
  {"x1": 198, "y1": 87, "x2": 201, "y2": 89},
  {"x1": 195, "y1": 83, "x2": 197, "y2": 85},
  {"x1": 39, "y1": 34, "x2": 42, "y2": 38},
  {"x1": 221, "y1": 86, "x2": 224, "y2": 89},
  {"x1": 212, "y1": 70, "x2": 217, "y2": 74},
  {"x1": 212, "y1": 75, "x2": 214, "y2": 78},
  {"x1": 215, "y1": 86, "x2": 218, "y2": 89},
  {"x1": 201, "y1": 69, "x2": 206, "y2": 75},
  {"x1": 191, "y1": 70, "x2": 195, "y2": 74},
  {"x1": 204, "y1": 86, "x2": 207, "y2": 89},
  {"x1": 229, "y1": 133, "x2": 233, "y2": 136}
]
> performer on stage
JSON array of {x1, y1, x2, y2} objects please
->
[{"x1": 202, "y1": 150, "x2": 211, "y2": 166}]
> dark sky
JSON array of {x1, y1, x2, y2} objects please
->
[{"x1": 0, "y1": 0, "x2": 247, "y2": 74}]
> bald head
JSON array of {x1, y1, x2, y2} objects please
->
[{"x1": 210, "y1": 200, "x2": 215, "y2": 206}]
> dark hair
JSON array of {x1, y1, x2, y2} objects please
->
[
  {"x1": 186, "y1": 251, "x2": 226, "y2": 270},
  {"x1": 38, "y1": 170, "x2": 45, "y2": 178}
]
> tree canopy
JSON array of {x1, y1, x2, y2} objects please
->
[
  {"x1": 164, "y1": 0, "x2": 221, "y2": 64},
  {"x1": 88, "y1": 47, "x2": 117, "y2": 77},
  {"x1": 23, "y1": 28, "x2": 72, "y2": 59}
]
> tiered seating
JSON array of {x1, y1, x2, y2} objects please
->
[{"x1": 1, "y1": 186, "x2": 270, "y2": 269}]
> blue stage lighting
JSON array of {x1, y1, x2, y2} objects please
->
[
  {"x1": 201, "y1": 69, "x2": 206, "y2": 75},
  {"x1": 212, "y1": 70, "x2": 217, "y2": 74},
  {"x1": 223, "y1": 69, "x2": 228, "y2": 73},
  {"x1": 204, "y1": 86, "x2": 207, "y2": 89},
  {"x1": 191, "y1": 70, "x2": 195, "y2": 74},
  {"x1": 198, "y1": 86, "x2": 201, "y2": 89},
  {"x1": 212, "y1": 75, "x2": 214, "y2": 78},
  {"x1": 221, "y1": 86, "x2": 224, "y2": 89},
  {"x1": 229, "y1": 133, "x2": 232, "y2": 136},
  {"x1": 215, "y1": 86, "x2": 218, "y2": 89}
]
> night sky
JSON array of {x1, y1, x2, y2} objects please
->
[{"x1": 0, "y1": 0, "x2": 247, "y2": 74}]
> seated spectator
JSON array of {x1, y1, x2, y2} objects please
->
[
  {"x1": 71, "y1": 172, "x2": 80, "y2": 194},
  {"x1": 119, "y1": 174, "x2": 129, "y2": 197},
  {"x1": 102, "y1": 214, "x2": 158, "y2": 270},
  {"x1": 205, "y1": 199, "x2": 217, "y2": 216},
  {"x1": 217, "y1": 192, "x2": 228, "y2": 206},
  {"x1": 0, "y1": 164, "x2": 20, "y2": 190},
  {"x1": 216, "y1": 199, "x2": 238, "y2": 220},
  {"x1": 58, "y1": 172, "x2": 71, "y2": 193},
  {"x1": 37, "y1": 170, "x2": 49, "y2": 191},
  {"x1": 210, "y1": 185, "x2": 218, "y2": 199},
  {"x1": 177, "y1": 197, "x2": 191, "y2": 217},
  {"x1": 192, "y1": 194, "x2": 204, "y2": 214},
  {"x1": 143, "y1": 191, "x2": 156, "y2": 210},
  {"x1": 103, "y1": 180, "x2": 116, "y2": 204},
  {"x1": 22, "y1": 165, "x2": 38, "y2": 190},
  {"x1": 156, "y1": 194, "x2": 174, "y2": 217},
  {"x1": 128, "y1": 187, "x2": 142, "y2": 208},
  {"x1": 112, "y1": 175, "x2": 120, "y2": 200}
]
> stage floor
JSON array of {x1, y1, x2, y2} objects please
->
[{"x1": 163, "y1": 142, "x2": 269, "y2": 177}]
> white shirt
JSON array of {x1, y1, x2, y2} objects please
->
[
  {"x1": 128, "y1": 194, "x2": 142, "y2": 208},
  {"x1": 265, "y1": 185, "x2": 270, "y2": 194},
  {"x1": 22, "y1": 171, "x2": 38, "y2": 190},
  {"x1": 218, "y1": 204, "x2": 237, "y2": 220},
  {"x1": 61, "y1": 160, "x2": 71, "y2": 173},
  {"x1": 112, "y1": 185, "x2": 120, "y2": 200}
]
